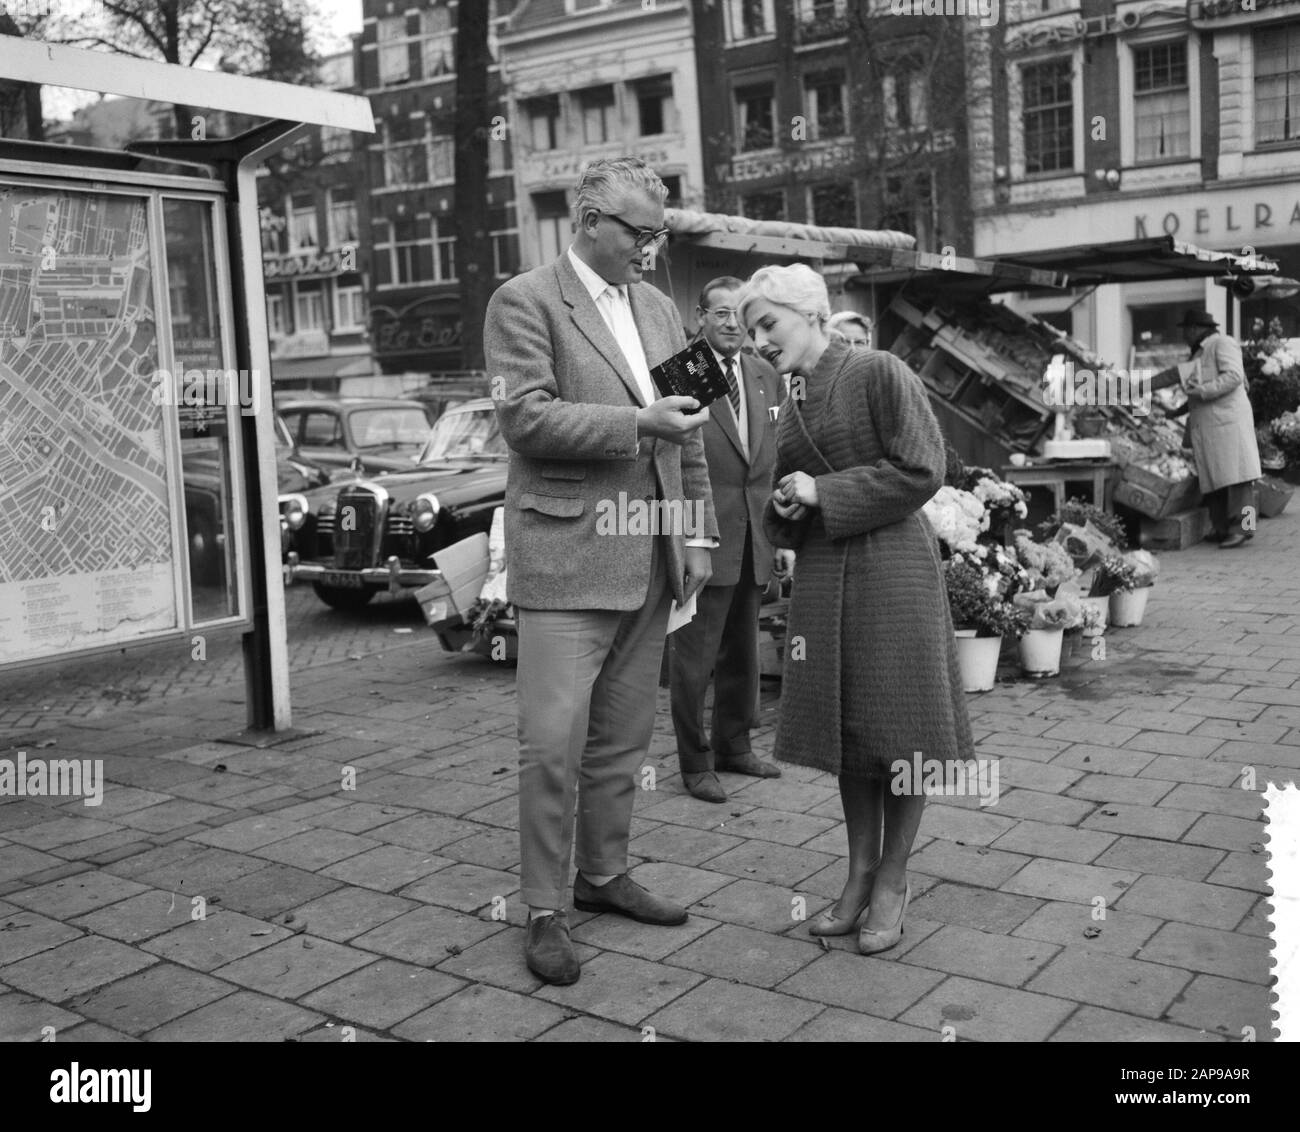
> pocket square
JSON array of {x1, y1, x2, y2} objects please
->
[{"x1": 768, "y1": 406, "x2": 780, "y2": 422}]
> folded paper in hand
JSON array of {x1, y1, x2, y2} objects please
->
[
  {"x1": 650, "y1": 342, "x2": 730, "y2": 412},
  {"x1": 667, "y1": 592, "x2": 697, "y2": 634}
]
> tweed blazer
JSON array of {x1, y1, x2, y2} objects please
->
[
  {"x1": 1179, "y1": 332, "x2": 1262, "y2": 491},
  {"x1": 697, "y1": 349, "x2": 782, "y2": 588},
  {"x1": 485, "y1": 252, "x2": 718, "y2": 611}
]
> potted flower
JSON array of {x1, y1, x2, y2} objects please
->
[
  {"x1": 1106, "y1": 549, "x2": 1158, "y2": 627},
  {"x1": 1011, "y1": 589, "x2": 1082, "y2": 677},
  {"x1": 943, "y1": 556, "x2": 1030, "y2": 692}
]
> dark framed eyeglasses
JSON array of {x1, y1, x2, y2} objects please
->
[{"x1": 601, "y1": 212, "x2": 671, "y2": 249}]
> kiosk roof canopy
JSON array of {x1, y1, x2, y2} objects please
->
[
  {"x1": 0, "y1": 38, "x2": 374, "y2": 133},
  {"x1": 990, "y1": 236, "x2": 1278, "y2": 288}
]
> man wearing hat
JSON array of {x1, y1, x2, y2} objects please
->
[{"x1": 1153, "y1": 310, "x2": 1261, "y2": 548}]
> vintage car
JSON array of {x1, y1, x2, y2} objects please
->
[
  {"x1": 278, "y1": 397, "x2": 436, "y2": 476},
  {"x1": 281, "y1": 398, "x2": 506, "y2": 610}
]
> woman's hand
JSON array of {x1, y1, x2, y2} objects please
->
[{"x1": 777, "y1": 471, "x2": 819, "y2": 509}]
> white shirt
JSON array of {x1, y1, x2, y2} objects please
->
[
  {"x1": 566, "y1": 246, "x2": 655, "y2": 407},
  {"x1": 709, "y1": 344, "x2": 748, "y2": 458},
  {"x1": 567, "y1": 246, "x2": 716, "y2": 550}
]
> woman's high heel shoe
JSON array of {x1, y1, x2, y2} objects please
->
[
  {"x1": 809, "y1": 868, "x2": 878, "y2": 937},
  {"x1": 857, "y1": 880, "x2": 910, "y2": 955}
]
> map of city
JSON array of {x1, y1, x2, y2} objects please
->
[{"x1": 0, "y1": 185, "x2": 176, "y2": 663}]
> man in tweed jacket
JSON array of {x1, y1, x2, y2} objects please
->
[{"x1": 485, "y1": 158, "x2": 718, "y2": 986}]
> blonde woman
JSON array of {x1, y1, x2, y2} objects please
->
[
  {"x1": 827, "y1": 310, "x2": 872, "y2": 348},
  {"x1": 739, "y1": 264, "x2": 974, "y2": 954}
]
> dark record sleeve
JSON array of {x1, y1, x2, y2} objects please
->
[{"x1": 649, "y1": 342, "x2": 732, "y2": 411}]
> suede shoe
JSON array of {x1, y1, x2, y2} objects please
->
[
  {"x1": 716, "y1": 752, "x2": 782, "y2": 778},
  {"x1": 524, "y1": 911, "x2": 580, "y2": 985},
  {"x1": 573, "y1": 873, "x2": 688, "y2": 925},
  {"x1": 683, "y1": 770, "x2": 727, "y2": 803}
]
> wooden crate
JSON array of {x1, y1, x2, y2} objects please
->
[
  {"x1": 1114, "y1": 464, "x2": 1202, "y2": 520},
  {"x1": 1139, "y1": 506, "x2": 1211, "y2": 550}
]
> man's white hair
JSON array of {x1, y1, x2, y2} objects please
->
[
  {"x1": 739, "y1": 264, "x2": 831, "y2": 326},
  {"x1": 572, "y1": 156, "x2": 668, "y2": 226}
]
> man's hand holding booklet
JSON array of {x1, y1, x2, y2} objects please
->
[{"x1": 650, "y1": 342, "x2": 731, "y2": 411}]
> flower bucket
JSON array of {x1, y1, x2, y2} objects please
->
[
  {"x1": 1109, "y1": 586, "x2": 1150, "y2": 628},
  {"x1": 1079, "y1": 596, "x2": 1109, "y2": 638},
  {"x1": 1018, "y1": 627, "x2": 1064, "y2": 678},
  {"x1": 955, "y1": 632, "x2": 1002, "y2": 692}
]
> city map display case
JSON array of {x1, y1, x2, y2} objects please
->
[{"x1": 0, "y1": 172, "x2": 251, "y2": 667}]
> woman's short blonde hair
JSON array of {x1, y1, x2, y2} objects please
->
[
  {"x1": 828, "y1": 311, "x2": 873, "y2": 338},
  {"x1": 738, "y1": 263, "x2": 831, "y2": 327}
]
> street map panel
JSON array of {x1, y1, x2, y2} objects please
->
[{"x1": 0, "y1": 186, "x2": 178, "y2": 665}]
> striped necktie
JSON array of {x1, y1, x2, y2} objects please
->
[{"x1": 724, "y1": 356, "x2": 740, "y2": 418}]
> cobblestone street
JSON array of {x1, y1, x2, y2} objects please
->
[{"x1": 0, "y1": 513, "x2": 1293, "y2": 1042}]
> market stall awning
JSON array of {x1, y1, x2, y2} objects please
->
[{"x1": 990, "y1": 237, "x2": 1279, "y2": 288}]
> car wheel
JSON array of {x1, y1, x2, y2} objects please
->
[{"x1": 312, "y1": 583, "x2": 376, "y2": 610}]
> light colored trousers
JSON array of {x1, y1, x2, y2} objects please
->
[{"x1": 514, "y1": 540, "x2": 671, "y2": 910}]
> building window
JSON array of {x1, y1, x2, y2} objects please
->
[
  {"x1": 420, "y1": 6, "x2": 455, "y2": 78},
  {"x1": 525, "y1": 95, "x2": 561, "y2": 151},
  {"x1": 490, "y1": 205, "x2": 518, "y2": 278},
  {"x1": 880, "y1": 174, "x2": 934, "y2": 246},
  {"x1": 260, "y1": 207, "x2": 287, "y2": 255},
  {"x1": 319, "y1": 125, "x2": 352, "y2": 163},
  {"x1": 374, "y1": 217, "x2": 434, "y2": 287},
  {"x1": 335, "y1": 284, "x2": 366, "y2": 331},
  {"x1": 579, "y1": 85, "x2": 617, "y2": 145},
  {"x1": 810, "y1": 182, "x2": 856, "y2": 228},
  {"x1": 267, "y1": 292, "x2": 289, "y2": 337},
  {"x1": 433, "y1": 219, "x2": 456, "y2": 282},
  {"x1": 289, "y1": 193, "x2": 318, "y2": 249},
  {"x1": 1022, "y1": 58, "x2": 1074, "y2": 174},
  {"x1": 429, "y1": 135, "x2": 455, "y2": 182},
  {"x1": 736, "y1": 83, "x2": 776, "y2": 151},
  {"x1": 377, "y1": 15, "x2": 409, "y2": 84},
  {"x1": 740, "y1": 189, "x2": 785, "y2": 221},
  {"x1": 295, "y1": 282, "x2": 325, "y2": 332},
  {"x1": 883, "y1": 60, "x2": 927, "y2": 132},
  {"x1": 662, "y1": 175, "x2": 683, "y2": 208},
  {"x1": 1133, "y1": 41, "x2": 1190, "y2": 162},
  {"x1": 1255, "y1": 25, "x2": 1300, "y2": 146},
  {"x1": 725, "y1": 0, "x2": 775, "y2": 41},
  {"x1": 804, "y1": 71, "x2": 847, "y2": 139},
  {"x1": 489, "y1": 130, "x2": 511, "y2": 174},
  {"x1": 534, "y1": 190, "x2": 570, "y2": 265},
  {"x1": 327, "y1": 187, "x2": 358, "y2": 247},
  {"x1": 635, "y1": 75, "x2": 674, "y2": 137}
]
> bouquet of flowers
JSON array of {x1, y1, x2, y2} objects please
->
[
  {"x1": 923, "y1": 485, "x2": 989, "y2": 557},
  {"x1": 1245, "y1": 317, "x2": 1300, "y2": 426},
  {"x1": 1013, "y1": 532, "x2": 1079, "y2": 594},
  {"x1": 971, "y1": 475, "x2": 1029, "y2": 536},
  {"x1": 1271, "y1": 410, "x2": 1300, "y2": 463},
  {"x1": 1123, "y1": 548, "x2": 1159, "y2": 588},
  {"x1": 1035, "y1": 498, "x2": 1129, "y2": 551},
  {"x1": 1090, "y1": 555, "x2": 1140, "y2": 597},
  {"x1": 943, "y1": 556, "x2": 1031, "y2": 639},
  {"x1": 1012, "y1": 588, "x2": 1084, "y2": 630}
]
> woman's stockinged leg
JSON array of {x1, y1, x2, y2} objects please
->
[
  {"x1": 862, "y1": 789, "x2": 926, "y2": 932},
  {"x1": 831, "y1": 773, "x2": 883, "y2": 917}
]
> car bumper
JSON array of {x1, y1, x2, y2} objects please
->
[{"x1": 284, "y1": 554, "x2": 442, "y2": 589}]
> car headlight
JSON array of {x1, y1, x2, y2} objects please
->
[
  {"x1": 281, "y1": 494, "x2": 309, "y2": 531},
  {"x1": 413, "y1": 493, "x2": 440, "y2": 533}
]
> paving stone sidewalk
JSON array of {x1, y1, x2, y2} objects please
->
[{"x1": 1, "y1": 511, "x2": 1293, "y2": 1042}]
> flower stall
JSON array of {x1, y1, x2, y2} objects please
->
[{"x1": 925, "y1": 454, "x2": 1161, "y2": 691}]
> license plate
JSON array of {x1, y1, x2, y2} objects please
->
[{"x1": 320, "y1": 571, "x2": 365, "y2": 589}]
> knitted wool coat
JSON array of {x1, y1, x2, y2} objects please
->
[{"x1": 762, "y1": 338, "x2": 975, "y2": 779}]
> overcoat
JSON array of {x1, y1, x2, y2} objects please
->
[
  {"x1": 1178, "y1": 332, "x2": 1261, "y2": 492},
  {"x1": 762, "y1": 339, "x2": 975, "y2": 779}
]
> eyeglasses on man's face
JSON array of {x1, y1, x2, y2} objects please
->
[
  {"x1": 703, "y1": 307, "x2": 740, "y2": 324},
  {"x1": 601, "y1": 212, "x2": 671, "y2": 249}
]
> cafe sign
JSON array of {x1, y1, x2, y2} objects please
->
[
  {"x1": 371, "y1": 299, "x2": 462, "y2": 357},
  {"x1": 1189, "y1": 0, "x2": 1300, "y2": 24},
  {"x1": 1134, "y1": 189, "x2": 1300, "y2": 244},
  {"x1": 717, "y1": 141, "x2": 857, "y2": 185},
  {"x1": 263, "y1": 248, "x2": 353, "y2": 280}
]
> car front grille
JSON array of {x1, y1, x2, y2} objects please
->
[{"x1": 332, "y1": 485, "x2": 386, "y2": 570}]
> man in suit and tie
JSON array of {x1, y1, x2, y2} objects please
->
[
  {"x1": 669, "y1": 277, "x2": 784, "y2": 803},
  {"x1": 485, "y1": 158, "x2": 719, "y2": 986}
]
